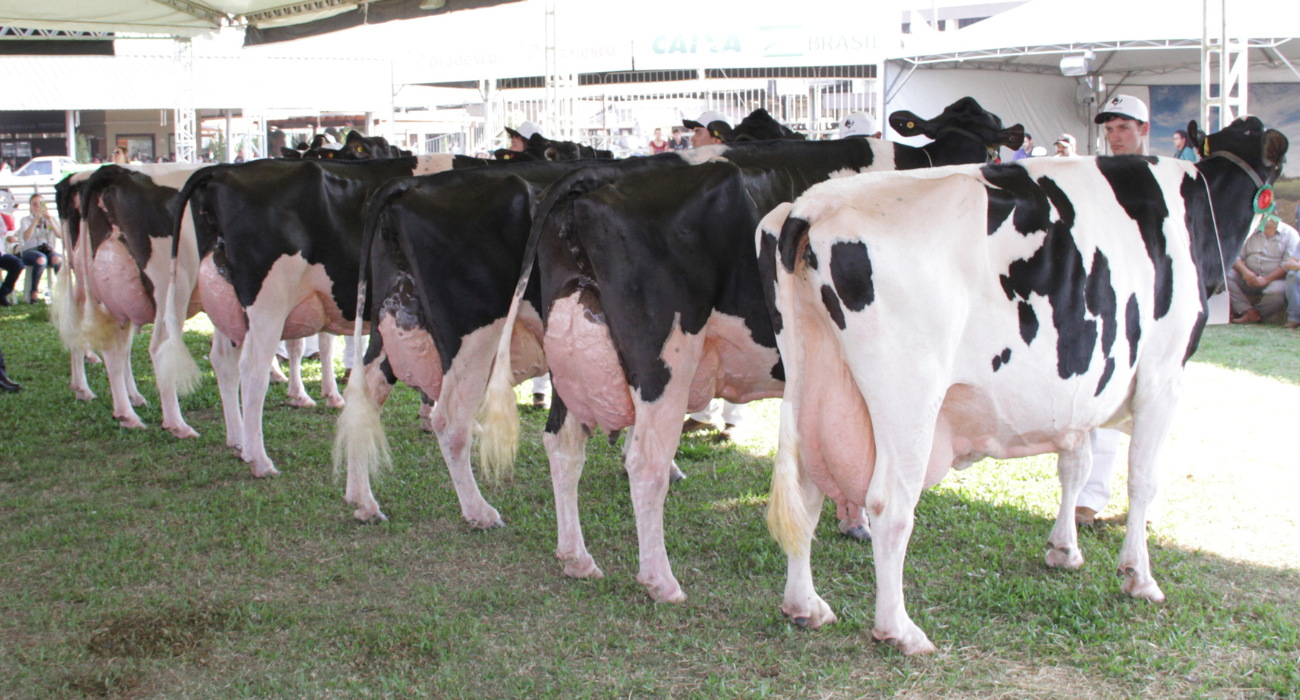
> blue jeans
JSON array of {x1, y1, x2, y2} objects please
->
[
  {"x1": 0, "y1": 252, "x2": 21, "y2": 296},
  {"x1": 20, "y1": 248, "x2": 61, "y2": 299},
  {"x1": 1287, "y1": 271, "x2": 1300, "y2": 323}
]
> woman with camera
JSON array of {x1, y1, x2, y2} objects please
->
[{"x1": 14, "y1": 194, "x2": 62, "y2": 304}]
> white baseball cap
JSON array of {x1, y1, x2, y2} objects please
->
[
  {"x1": 683, "y1": 110, "x2": 731, "y2": 130},
  {"x1": 838, "y1": 112, "x2": 880, "y2": 139},
  {"x1": 1095, "y1": 94, "x2": 1149, "y2": 124},
  {"x1": 506, "y1": 120, "x2": 543, "y2": 141}
]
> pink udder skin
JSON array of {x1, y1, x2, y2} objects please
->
[
  {"x1": 544, "y1": 292, "x2": 635, "y2": 431},
  {"x1": 687, "y1": 311, "x2": 783, "y2": 411},
  {"x1": 199, "y1": 254, "x2": 247, "y2": 344},
  {"x1": 90, "y1": 234, "x2": 154, "y2": 327},
  {"x1": 378, "y1": 314, "x2": 443, "y2": 400},
  {"x1": 794, "y1": 310, "x2": 876, "y2": 510}
]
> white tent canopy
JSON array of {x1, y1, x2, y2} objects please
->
[
  {"x1": 894, "y1": 0, "x2": 1300, "y2": 83},
  {"x1": 0, "y1": 0, "x2": 524, "y2": 42}
]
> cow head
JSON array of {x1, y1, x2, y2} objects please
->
[
  {"x1": 889, "y1": 96, "x2": 1024, "y2": 164},
  {"x1": 280, "y1": 147, "x2": 303, "y2": 159},
  {"x1": 730, "y1": 108, "x2": 806, "y2": 143},
  {"x1": 1189, "y1": 117, "x2": 1289, "y2": 185},
  {"x1": 525, "y1": 133, "x2": 583, "y2": 161}
]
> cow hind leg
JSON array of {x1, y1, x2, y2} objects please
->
[
  {"x1": 545, "y1": 402, "x2": 601, "y2": 579},
  {"x1": 622, "y1": 424, "x2": 685, "y2": 483},
  {"x1": 284, "y1": 338, "x2": 316, "y2": 408},
  {"x1": 125, "y1": 338, "x2": 147, "y2": 407},
  {"x1": 151, "y1": 315, "x2": 198, "y2": 439},
  {"x1": 68, "y1": 349, "x2": 95, "y2": 401},
  {"x1": 102, "y1": 323, "x2": 146, "y2": 429},
  {"x1": 1046, "y1": 441, "x2": 1090, "y2": 569},
  {"x1": 772, "y1": 400, "x2": 838, "y2": 629},
  {"x1": 1117, "y1": 380, "x2": 1179, "y2": 603},
  {"x1": 238, "y1": 317, "x2": 284, "y2": 478},
  {"x1": 318, "y1": 333, "x2": 345, "y2": 409},
  {"x1": 209, "y1": 329, "x2": 244, "y2": 451}
]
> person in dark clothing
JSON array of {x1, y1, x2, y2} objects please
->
[
  {"x1": 0, "y1": 346, "x2": 20, "y2": 392},
  {"x1": 0, "y1": 251, "x2": 20, "y2": 305}
]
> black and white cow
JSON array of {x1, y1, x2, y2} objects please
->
[
  {"x1": 335, "y1": 159, "x2": 617, "y2": 526},
  {"x1": 165, "y1": 154, "x2": 458, "y2": 477},
  {"x1": 476, "y1": 98, "x2": 1024, "y2": 603},
  {"x1": 760, "y1": 117, "x2": 1287, "y2": 655},
  {"x1": 52, "y1": 165, "x2": 220, "y2": 432}
]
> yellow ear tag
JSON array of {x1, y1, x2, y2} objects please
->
[
  {"x1": 1203, "y1": 139, "x2": 1210, "y2": 155},
  {"x1": 907, "y1": 121, "x2": 915, "y2": 129}
]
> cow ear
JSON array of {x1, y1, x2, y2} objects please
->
[
  {"x1": 1187, "y1": 121, "x2": 1207, "y2": 156},
  {"x1": 345, "y1": 130, "x2": 364, "y2": 144},
  {"x1": 888, "y1": 110, "x2": 933, "y2": 138},
  {"x1": 280, "y1": 147, "x2": 301, "y2": 158},
  {"x1": 995, "y1": 124, "x2": 1026, "y2": 150},
  {"x1": 1262, "y1": 129, "x2": 1289, "y2": 169}
]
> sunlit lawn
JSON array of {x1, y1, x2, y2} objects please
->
[{"x1": 1, "y1": 304, "x2": 1297, "y2": 699}]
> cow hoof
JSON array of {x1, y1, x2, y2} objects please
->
[
  {"x1": 560, "y1": 555, "x2": 604, "y2": 580},
  {"x1": 1045, "y1": 545, "x2": 1084, "y2": 569},
  {"x1": 130, "y1": 394, "x2": 148, "y2": 408},
  {"x1": 116, "y1": 415, "x2": 147, "y2": 430},
  {"x1": 669, "y1": 461, "x2": 687, "y2": 484},
  {"x1": 419, "y1": 415, "x2": 435, "y2": 433},
  {"x1": 874, "y1": 627, "x2": 937, "y2": 656},
  {"x1": 467, "y1": 516, "x2": 505, "y2": 530},
  {"x1": 781, "y1": 596, "x2": 837, "y2": 629},
  {"x1": 324, "y1": 393, "x2": 346, "y2": 409},
  {"x1": 1120, "y1": 568, "x2": 1166, "y2": 602},
  {"x1": 248, "y1": 461, "x2": 280, "y2": 478},
  {"x1": 287, "y1": 394, "x2": 317, "y2": 408},
  {"x1": 840, "y1": 525, "x2": 872, "y2": 542},
  {"x1": 72, "y1": 388, "x2": 97, "y2": 401},
  {"x1": 638, "y1": 576, "x2": 687, "y2": 604},
  {"x1": 227, "y1": 441, "x2": 243, "y2": 452},
  {"x1": 165, "y1": 424, "x2": 201, "y2": 440},
  {"x1": 354, "y1": 509, "x2": 388, "y2": 524}
]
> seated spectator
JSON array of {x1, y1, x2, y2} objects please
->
[
  {"x1": 1230, "y1": 214, "x2": 1300, "y2": 324},
  {"x1": 649, "y1": 128, "x2": 670, "y2": 154},
  {"x1": 1, "y1": 211, "x2": 20, "y2": 305},
  {"x1": 669, "y1": 128, "x2": 690, "y2": 150},
  {"x1": 16, "y1": 194, "x2": 62, "y2": 303},
  {"x1": 1054, "y1": 133, "x2": 1077, "y2": 156}
]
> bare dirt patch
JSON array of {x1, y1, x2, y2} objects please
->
[{"x1": 87, "y1": 607, "x2": 230, "y2": 659}]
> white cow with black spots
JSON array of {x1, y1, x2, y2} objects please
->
[{"x1": 759, "y1": 117, "x2": 1286, "y2": 655}]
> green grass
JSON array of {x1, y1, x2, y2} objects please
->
[{"x1": 1, "y1": 304, "x2": 1298, "y2": 699}]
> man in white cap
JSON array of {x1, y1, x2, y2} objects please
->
[
  {"x1": 506, "y1": 121, "x2": 544, "y2": 152},
  {"x1": 1095, "y1": 94, "x2": 1149, "y2": 156},
  {"x1": 838, "y1": 111, "x2": 881, "y2": 140},
  {"x1": 1076, "y1": 94, "x2": 1150, "y2": 526},
  {"x1": 682, "y1": 110, "x2": 733, "y2": 147}
]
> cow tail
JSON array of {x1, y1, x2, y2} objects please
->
[
  {"x1": 156, "y1": 166, "x2": 221, "y2": 397},
  {"x1": 764, "y1": 202, "x2": 815, "y2": 557},
  {"x1": 331, "y1": 178, "x2": 415, "y2": 482},
  {"x1": 477, "y1": 167, "x2": 609, "y2": 484},
  {"x1": 51, "y1": 211, "x2": 83, "y2": 353}
]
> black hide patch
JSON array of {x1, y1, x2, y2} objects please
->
[
  {"x1": 1097, "y1": 157, "x2": 1173, "y2": 319},
  {"x1": 1125, "y1": 294, "x2": 1141, "y2": 367},
  {"x1": 992, "y1": 348, "x2": 1012, "y2": 372},
  {"x1": 997, "y1": 174, "x2": 1115, "y2": 380},
  {"x1": 821, "y1": 284, "x2": 846, "y2": 330},
  {"x1": 1183, "y1": 304, "x2": 1209, "y2": 366},
  {"x1": 545, "y1": 391, "x2": 569, "y2": 434},
  {"x1": 829, "y1": 241, "x2": 874, "y2": 311},
  {"x1": 778, "y1": 216, "x2": 810, "y2": 273},
  {"x1": 986, "y1": 185, "x2": 1017, "y2": 235},
  {"x1": 1095, "y1": 357, "x2": 1116, "y2": 396},
  {"x1": 757, "y1": 230, "x2": 783, "y2": 335},
  {"x1": 1085, "y1": 249, "x2": 1118, "y2": 358},
  {"x1": 804, "y1": 245, "x2": 818, "y2": 270},
  {"x1": 980, "y1": 164, "x2": 1051, "y2": 235},
  {"x1": 1018, "y1": 301, "x2": 1038, "y2": 344}
]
